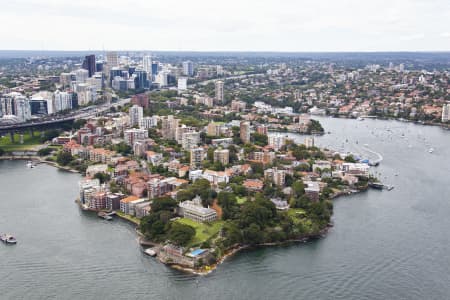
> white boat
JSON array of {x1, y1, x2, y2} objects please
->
[
  {"x1": 0, "y1": 234, "x2": 17, "y2": 244},
  {"x1": 26, "y1": 161, "x2": 33, "y2": 168},
  {"x1": 429, "y1": 148, "x2": 434, "y2": 153},
  {"x1": 144, "y1": 248, "x2": 157, "y2": 256}
]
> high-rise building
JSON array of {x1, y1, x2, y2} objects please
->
[
  {"x1": 156, "y1": 71, "x2": 169, "y2": 87},
  {"x1": 75, "y1": 69, "x2": 89, "y2": 83},
  {"x1": 151, "y1": 62, "x2": 159, "y2": 78},
  {"x1": 161, "y1": 115, "x2": 180, "y2": 140},
  {"x1": 182, "y1": 132, "x2": 200, "y2": 150},
  {"x1": 131, "y1": 93, "x2": 149, "y2": 109},
  {"x1": 14, "y1": 96, "x2": 31, "y2": 122},
  {"x1": 240, "y1": 121, "x2": 251, "y2": 144},
  {"x1": 442, "y1": 103, "x2": 450, "y2": 122},
  {"x1": 190, "y1": 147, "x2": 204, "y2": 170},
  {"x1": 213, "y1": 149, "x2": 229, "y2": 165},
  {"x1": 134, "y1": 69, "x2": 151, "y2": 90},
  {"x1": 54, "y1": 90, "x2": 73, "y2": 112},
  {"x1": 178, "y1": 77, "x2": 188, "y2": 91},
  {"x1": 182, "y1": 61, "x2": 194, "y2": 77},
  {"x1": 142, "y1": 55, "x2": 152, "y2": 74},
  {"x1": 264, "y1": 167, "x2": 286, "y2": 186},
  {"x1": 124, "y1": 128, "x2": 148, "y2": 146},
  {"x1": 82, "y1": 54, "x2": 96, "y2": 77},
  {"x1": 30, "y1": 91, "x2": 54, "y2": 115},
  {"x1": 0, "y1": 92, "x2": 31, "y2": 122},
  {"x1": 106, "y1": 51, "x2": 119, "y2": 67},
  {"x1": 129, "y1": 104, "x2": 144, "y2": 127},
  {"x1": 268, "y1": 134, "x2": 287, "y2": 151},
  {"x1": 216, "y1": 65, "x2": 224, "y2": 76},
  {"x1": 215, "y1": 80, "x2": 224, "y2": 103}
]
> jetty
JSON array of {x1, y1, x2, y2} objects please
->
[{"x1": 97, "y1": 211, "x2": 117, "y2": 221}]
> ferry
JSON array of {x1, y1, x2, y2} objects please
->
[{"x1": 0, "y1": 234, "x2": 17, "y2": 244}]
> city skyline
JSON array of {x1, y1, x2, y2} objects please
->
[{"x1": 1, "y1": 0, "x2": 449, "y2": 52}]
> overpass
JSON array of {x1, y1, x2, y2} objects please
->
[{"x1": 0, "y1": 98, "x2": 131, "y2": 141}]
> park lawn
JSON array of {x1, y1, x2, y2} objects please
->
[
  {"x1": 116, "y1": 211, "x2": 141, "y2": 225},
  {"x1": 175, "y1": 218, "x2": 224, "y2": 246},
  {"x1": 236, "y1": 197, "x2": 247, "y2": 204},
  {"x1": 0, "y1": 132, "x2": 42, "y2": 151}
]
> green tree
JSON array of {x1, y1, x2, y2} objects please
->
[
  {"x1": 167, "y1": 222, "x2": 195, "y2": 246},
  {"x1": 56, "y1": 151, "x2": 73, "y2": 166},
  {"x1": 37, "y1": 147, "x2": 53, "y2": 156},
  {"x1": 93, "y1": 172, "x2": 111, "y2": 184}
]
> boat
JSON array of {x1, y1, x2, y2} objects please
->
[
  {"x1": 0, "y1": 234, "x2": 17, "y2": 244},
  {"x1": 368, "y1": 182, "x2": 384, "y2": 190},
  {"x1": 97, "y1": 211, "x2": 113, "y2": 221},
  {"x1": 144, "y1": 248, "x2": 157, "y2": 257},
  {"x1": 428, "y1": 148, "x2": 434, "y2": 153},
  {"x1": 357, "y1": 117, "x2": 364, "y2": 121},
  {"x1": 26, "y1": 161, "x2": 33, "y2": 168}
]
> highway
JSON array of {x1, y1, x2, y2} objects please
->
[{"x1": 0, "y1": 97, "x2": 131, "y2": 131}]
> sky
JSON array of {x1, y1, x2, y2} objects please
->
[{"x1": 0, "y1": 0, "x2": 449, "y2": 52}]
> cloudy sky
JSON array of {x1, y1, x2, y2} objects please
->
[{"x1": 1, "y1": 0, "x2": 449, "y2": 51}]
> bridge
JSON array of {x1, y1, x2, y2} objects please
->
[{"x1": 0, "y1": 98, "x2": 130, "y2": 142}]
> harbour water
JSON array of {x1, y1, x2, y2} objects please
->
[{"x1": 1, "y1": 117, "x2": 450, "y2": 299}]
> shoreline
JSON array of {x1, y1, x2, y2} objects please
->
[
  {"x1": 0, "y1": 155, "x2": 80, "y2": 173},
  {"x1": 162, "y1": 228, "x2": 330, "y2": 276},
  {"x1": 326, "y1": 114, "x2": 449, "y2": 129},
  {"x1": 2, "y1": 146, "x2": 369, "y2": 276}
]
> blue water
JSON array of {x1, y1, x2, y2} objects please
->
[{"x1": 1, "y1": 117, "x2": 449, "y2": 299}]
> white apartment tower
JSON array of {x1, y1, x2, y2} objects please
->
[
  {"x1": 129, "y1": 104, "x2": 144, "y2": 127},
  {"x1": 215, "y1": 80, "x2": 224, "y2": 103}
]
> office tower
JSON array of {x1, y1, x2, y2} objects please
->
[
  {"x1": 75, "y1": 69, "x2": 89, "y2": 83},
  {"x1": 95, "y1": 61, "x2": 103, "y2": 72},
  {"x1": 190, "y1": 147, "x2": 204, "y2": 170},
  {"x1": 82, "y1": 54, "x2": 96, "y2": 77},
  {"x1": 178, "y1": 77, "x2": 188, "y2": 91},
  {"x1": 106, "y1": 51, "x2": 118, "y2": 67},
  {"x1": 240, "y1": 121, "x2": 251, "y2": 144},
  {"x1": 156, "y1": 71, "x2": 168, "y2": 87},
  {"x1": 213, "y1": 149, "x2": 229, "y2": 165},
  {"x1": 143, "y1": 55, "x2": 152, "y2": 73},
  {"x1": 54, "y1": 90, "x2": 73, "y2": 112},
  {"x1": 182, "y1": 61, "x2": 194, "y2": 77},
  {"x1": 215, "y1": 80, "x2": 224, "y2": 103},
  {"x1": 151, "y1": 62, "x2": 159, "y2": 78},
  {"x1": 14, "y1": 96, "x2": 31, "y2": 122},
  {"x1": 30, "y1": 91, "x2": 54, "y2": 115},
  {"x1": 442, "y1": 104, "x2": 450, "y2": 122},
  {"x1": 134, "y1": 69, "x2": 150, "y2": 90},
  {"x1": 129, "y1": 104, "x2": 144, "y2": 127}
]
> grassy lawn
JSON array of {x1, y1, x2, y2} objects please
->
[
  {"x1": 175, "y1": 218, "x2": 224, "y2": 246},
  {"x1": 0, "y1": 132, "x2": 42, "y2": 151},
  {"x1": 236, "y1": 197, "x2": 247, "y2": 204},
  {"x1": 116, "y1": 211, "x2": 141, "y2": 225}
]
